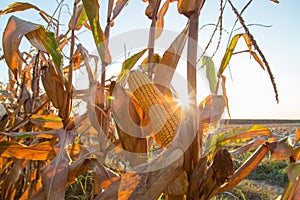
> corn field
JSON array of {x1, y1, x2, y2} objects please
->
[{"x1": 0, "y1": 0, "x2": 300, "y2": 199}]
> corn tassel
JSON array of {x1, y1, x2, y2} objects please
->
[{"x1": 127, "y1": 71, "x2": 181, "y2": 146}]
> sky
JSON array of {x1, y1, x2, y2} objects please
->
[{"x1": 0, "y1": 0, "x2": 299, "y2": 119}]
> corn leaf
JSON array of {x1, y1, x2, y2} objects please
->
[
  {"x1": 155, "y1": 0, "x2": 170, "y2": 39},
  {"x1": 26, "y1": 26, "x2": 63, "y2": 72},
  {"x1": 3, "y1": 16, "x2": 63, "y2": 78},
  {"x1": 220, "y1": 75, "x2": 231, "y2": 118},
  {"x1": 29, "y1": 114, "x2": 63, "y2": 129},
  {"x1": 251, "y1": 51, "x2": 265, "y2": 70},
  {"x1": 41, "y1": 64, "x2": 68, "y2": 119},
  {"x1": 267, "y1": 137, "x2": 293, "y2": 160},
  {"x1": 218, "y1": 34, "x2": 243, "y2": 76},
  {"x1": 2, "y1": 16, "x2": 38, "y2": 78},
  {"x1": 282, "y1": 161, "x2": 300, "y2": 200},
  {"x1": 154, "y1": 23, "x2": 189, "y2": 95},
  {"x1": 123, "y1": 49, "x2": 147, "y2": 72},
  {"x1": 230, "y1": 138, "x2": 268, "y2": 155},
  {"x1": 218, "y1": 34, "x2": 249, "y2": 76},
  {"x1": 0, "y1": 2, "x2": 41, "y2": 16},
  {"x1": 220, "y1": 144, "x2": 269, "y2": 192},
  {"x1": 198, "y1": 95, "x2": 225, "y2": 123},
  {"x1": 141, "y1": 53, "x2": 162, "y2": 72},
  {"x1": 291, "y1": 146, "x2": 300, "y2": 162},
  {"x1": 206, "y1": 124, "x2": 271, "y2": 154},
  {"x1": 218, "y1": 33, "x2": 265, "y2": 76},
  {"x1": 82, "y1": 0, "x2": 111, "y2": 63},
  {"x1": 0, "y1": 130, "x2": 58, "y2": 139},
  {"x1": 117, "y1": 49, "x2": 147, "y2": 83},
  {"x1": 68, "y1": 4, "x2": 88, "y2": 30},
  {"x1": 41, "y1": 130, "x2": 75, "y2": 199},
  {"x1": 0, "y1": 141, "x2": 56, "y2": 161},
  {"x1": 111, "y1": 0, "x2": 129, "y2": 22},
  {"x1": 202, "y1": 56, "x2": 217, "y2": 93},
  {"x1": 296, "y1": 129, "x2": 300, "y2": 143},
  {"x1": 1, "y1": 159, "x2": 27, "y2": 200}
]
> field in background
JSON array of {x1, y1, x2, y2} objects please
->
[{"x1": 217, "y1": 119, "x2": 299, "y2": 199}]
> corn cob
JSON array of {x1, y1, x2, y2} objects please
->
[{"x1": 127, "y1": 71, "x2": 181, "y2": 146}]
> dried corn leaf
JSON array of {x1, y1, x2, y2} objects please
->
[
  {"x1": 111, "y1": 0, "x2": 129, "y2": 22},
  {"x1": 291, "y1": 146, "x2": 300, "y2": 162},
  {"x1": 41, "y1": 65, "x2": 68, "y2": 119},
  {"x1": 0, "y1": 2, "x2": 41, "y2": 16},
  {"x1": 267, "y1": 137, "x2": 293, "y2": 160},
  {"x1": 3, "y1": 16, "x2": 63, "y2": 79},
  {"x1": 155, "y1": 0, "x2": 170, "y2": 39},
  {"x1": 220, "y1": 144, "x2": 269, "y2": 192},
  {"x1": 30, "y1": 114, "x2": 63, "y2": 129},
  {"x1": 1, "y1": 159, "x2": 27, "y2": 200},
  {"x1": 41, "y1": 130, "x2": 75, "y2": 199},
  {"x1": 296, "y1": 129, "x2": 300, "y2": 143},
  {"x1": 0, "y1": 141, "x2": 56, "y2": 160},
  {"x1": 281, "y1": 161, "x2": 300, "y2": 200},
  {"x1": 220, "y1": 75, "x2": 231, "y2": 118}
]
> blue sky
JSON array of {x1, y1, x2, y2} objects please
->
[{"x1": 0, "y1": 0, "x2": 299, "y2": 119}]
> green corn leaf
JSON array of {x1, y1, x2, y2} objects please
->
[
  {"x1": 82, "y1": 0, "x2": 111, "y2": 63},
  {"x1": 206, "y1": 124, "x2": 271, "y2": 154},
  {"x1": 202, "y1": 56, "x2": 217, "y2": 93},
  {"x1": 68, "y1": 4, "x2": 88, "y2": 30},
  {"x1": 117, "y1": 49, "x2": 147, "y2": 83}
]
